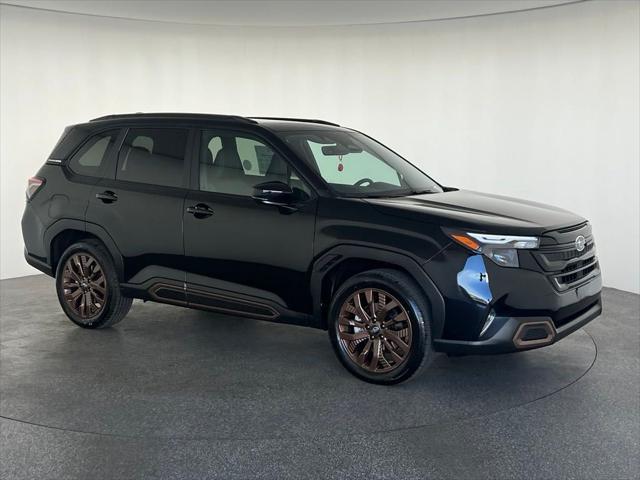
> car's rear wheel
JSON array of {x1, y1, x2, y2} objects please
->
[
  {"x1": 328, "y1": 269, "x2": 433, "y2": 385},
  {"x1": 55, "y1": 240, "x2": 132, "y2": 329}
]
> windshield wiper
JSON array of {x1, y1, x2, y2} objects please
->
[
  {"x1": 361, "y1": 190, "x2": 435, "y2": 199},
  {"x1": 360, "y1": 193, "x2": 409, "y2": 199},
  {"x1": 359, "y1": 188, "x2": 439, "y2": 199},
  {"x1": 408, "y1": 189, "x2": 437, "y2": 195}
]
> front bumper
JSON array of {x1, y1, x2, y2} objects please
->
[
  {"x1": 433, "y1": 292, "x2": 601, "y2": 355},
  {"x1": 425, "y1": 230, "x2": 603, "y2": 355}
]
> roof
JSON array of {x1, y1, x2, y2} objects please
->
[
  {"x1": 91, "y1": 112, "x2": 255, "y2": 124},
  {"x1": 89, "y1": 113, "x2": 341, "y2": 130}
]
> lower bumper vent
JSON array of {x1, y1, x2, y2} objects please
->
[{"x1": 513, "y1": 320, "x2": 556, "y2": 349}]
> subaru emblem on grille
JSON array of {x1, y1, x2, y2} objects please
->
[{"x1": 575, "y1": 235, "x2": 586, "y2": 252}]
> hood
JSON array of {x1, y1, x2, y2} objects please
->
[{"x1": 364, "y1": 189, "x2": 586, "y2": 235}]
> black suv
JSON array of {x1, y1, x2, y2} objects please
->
[{"x1": 22, "y1": 113, "x2": 602, "y2": 384}]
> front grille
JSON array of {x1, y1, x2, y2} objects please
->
[
  {"x1": 543, "y1": 242, "x2": 594, "y2": 263},
  {"x1": 533, "y1": 233, "x2": 600, "y2": 292},
  {"x1": 560, "y1": 256, "x2": 596, "y2": 274},
  {"x1": 554, "y1": 260, "x2": 598, "y2": 288}
]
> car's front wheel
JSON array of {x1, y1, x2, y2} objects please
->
[
  {"x1": 328, "y1": 269, "x2": 433, "y2": 385},
  {"x1": 55, "y1": 240, "x2": 132, "y2": 329}
]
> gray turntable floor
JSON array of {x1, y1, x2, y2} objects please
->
[{"x1": 0, "y1": 275, "x2": 638, "y2": 479}]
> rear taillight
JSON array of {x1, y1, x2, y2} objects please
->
[{"x1": 26, "y1": 176, "x2": 45, "y2": 200}]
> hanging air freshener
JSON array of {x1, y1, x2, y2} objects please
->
[{"x1": 337, "y1": 155, "x2": 344, "y2": 172}]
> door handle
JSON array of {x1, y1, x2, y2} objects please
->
[
  {"x1": 96, "y1": 191, "x2": 118, "y2": 203},
  {"x1": 186, "y1": 203, "x2": 214, "y2": 218}
]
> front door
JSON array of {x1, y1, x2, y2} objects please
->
[{"x1": 183, "y1": 129, "x2": 317, "y2": 317}]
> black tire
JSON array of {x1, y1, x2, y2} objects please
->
[
  {"x1": 55, "y1": 240, "x2": 132, "y2": 329},
  {"x1": 328, "y1": 269, "x2": 433, "y2": 385}
]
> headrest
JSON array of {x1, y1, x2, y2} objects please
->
[
  {"x1": 265, "y1": 153, "x2": 288, "y2": 177},
  {"x1": 213, "y1": 146, "x2": 242, "y2": 170},
  {"x1": 132, "y1": 145, "x2": 151, "y2": 154}
]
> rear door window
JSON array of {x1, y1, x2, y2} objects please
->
[{"x1": 117, "y1": 128, "x2": 189, "y2": 188}]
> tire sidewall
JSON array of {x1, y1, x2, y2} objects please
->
[
  {"x1": 328, "y1": 272, "x2": 431, "y2": 384},
  {"x1": 55, "y1": 241, "x2": 119, "y2": 329}
]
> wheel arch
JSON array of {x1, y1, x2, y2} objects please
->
[
  {"x1": 45, "y1": 219, "x2": 125, "y2": 280},
  {"x1": 310, "y1": 245, "x2": 445, "y2": 338}
]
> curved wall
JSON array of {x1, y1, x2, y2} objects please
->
[{"x1": 1, "y1": 1, "x2": 638, "y2": 292}]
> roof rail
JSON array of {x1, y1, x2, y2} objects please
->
[
  {"x1": 250, "y1": 117, "x2": 340, "y2": 127},
  {"x1": 90, "y1": 112, "x2": 257, "y2": 123}
]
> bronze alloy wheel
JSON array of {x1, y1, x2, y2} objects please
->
[
  {"x1": 62, "y1": 253, "x2": 107, "y2": 321},
  {"x1": 337, "y1": 288, "x2": 413, "y2": 373}
]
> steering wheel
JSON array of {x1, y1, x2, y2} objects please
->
[{"x1": 353, "y1": 178, "x2": 374, "y2": 187}]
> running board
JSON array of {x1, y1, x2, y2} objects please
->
[{"x1": 149, "y1": 282, "x2": 279, "y2": 320}]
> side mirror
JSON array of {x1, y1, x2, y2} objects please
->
[{"x1": 252, "y1": 181, "x2": 294, "y2": 207}]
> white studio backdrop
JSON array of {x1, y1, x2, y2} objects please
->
[{"x1": 1, "y1": 1, "x2": 638, "y2": 293}]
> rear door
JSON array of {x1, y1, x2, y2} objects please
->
[
  {"x1": 63, "y1": 128, "x2": 122, "y2": 222},
  {"x1": 183, "y1": 128, "x2": 317, "y2": 316},
  {"x1": 86, "y1": 126, "x2": 193, "y2": 292}
]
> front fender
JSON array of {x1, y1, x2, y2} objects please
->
[{"x1": 310, "y1": 244, "x2": 446, "y2": 338}]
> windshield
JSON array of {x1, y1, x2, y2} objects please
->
[{"x1": 279, "y1": 129, "x2": 442, "y2": 197}]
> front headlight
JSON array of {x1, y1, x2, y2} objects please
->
[{"x1": 445, "y1": 230, "x2": 540, "y2": 268}]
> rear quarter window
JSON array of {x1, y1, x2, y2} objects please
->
[
  {"x1": 67, "y1": 130, "x2": 119, "y2": 177},
  {"x1": 49, "y1": 125, "x2": 95, "y2": 160}
]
